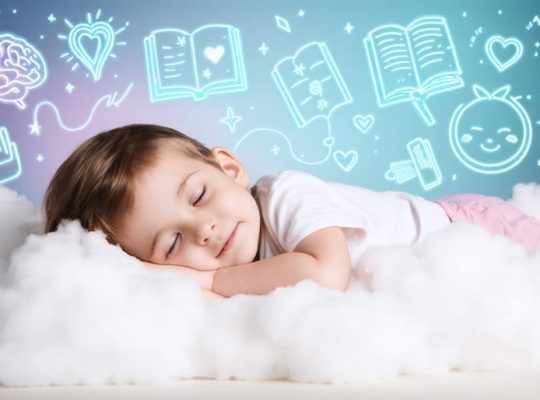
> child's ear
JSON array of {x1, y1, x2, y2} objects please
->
[{"x1": 210, "y1": 147, "x2": 249, "y2": 188}]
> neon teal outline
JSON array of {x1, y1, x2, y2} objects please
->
[
  {"x1": 271, "y1": 42, "x2": 352, "y2": 128},
  {"x1": 0, "y1": 127, "x2": 22, "y2": 184},
  {"x1": 449, "y1": 84, "x2": 532, "y2": 174},
  {"x1": 68, "y1": 21, "x2": 115, "y2": 82},
  {"x1": 233, "y1": 119, "x2": 335, "y2": 166},
  {"x1": 29, "y1": 83, "x2": 133, "y2": 134},
  {"x1": 364, "y1": 15, "x2": 463, "y2": 126},
  {"x1": 143, "y1": 24, "x2": 247, "y2": 102},
  {"x1": 484, "y1": 35, "x2": 524, "y2": 73}
]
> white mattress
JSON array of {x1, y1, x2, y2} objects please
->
[{"x1": 1, "y1": 370, "x2": 540, "y2": 400}]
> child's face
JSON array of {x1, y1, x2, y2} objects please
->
[{"x1": 114, "y1": 145, "x2": 261, "y2": 271}]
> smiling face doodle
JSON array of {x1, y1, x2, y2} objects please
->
[{"x1": 449, "y1": 85, "x2": 532, "y2": 174}]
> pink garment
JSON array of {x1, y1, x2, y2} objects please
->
[{"x1": 435, "y1": 194, "x2": 540, "y2": 251}]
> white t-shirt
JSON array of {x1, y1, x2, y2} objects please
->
[{"x1": 250, "y1": 170, "x2": 450, "y2": 270}]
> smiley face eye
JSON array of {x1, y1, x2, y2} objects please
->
[
  {"x1": 505, "y1": 134, "x2": 518, "y2": 144},
  {"x1": 461, "y1": 133, "x2": 473, "y2": 143}
]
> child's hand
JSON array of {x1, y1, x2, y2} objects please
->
[{"x1": 142, "y1": 261, "x2": 216, "y2": 292}]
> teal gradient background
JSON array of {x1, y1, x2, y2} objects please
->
[{"x1": 0, "y1": 0, "x2": 539, "y2": 211}]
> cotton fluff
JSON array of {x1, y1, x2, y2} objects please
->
[{"x1": 0, "y1": 184, "x2": 540, "y2": 386}]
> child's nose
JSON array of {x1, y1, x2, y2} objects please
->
[{"x1": 195, "y1": 218, "x2": 216, "y2": 245}]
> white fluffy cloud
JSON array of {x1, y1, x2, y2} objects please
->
[{"x1": 1, "y1": 185, "x2": 540, "y2": 386}]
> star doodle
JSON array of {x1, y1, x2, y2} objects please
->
[
  {"x1": 258, "y1": 42, "x2": 269, "y2": 55},
  {"x1": 293, "y1": 62, "x2": 306, "y2": 76},
  {"x1": 29, "y1": 121, "x2": 41, "y2": 136},
  {"x1": 220, "y1": 107, "x2": 242, "y2": 133}
]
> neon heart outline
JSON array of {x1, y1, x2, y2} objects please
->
[
  {"x1": 68, "y1": 21, "x2": 115, "y2": 81},
  {"x1": 485, "y1": 35, "x2": 523, "y2": 73},
  {"x1": 333, "y1": 150, "x2": 358, "y2": 172},
  {"x1": 204, "y1": 45, "x2": 225, "y2": 64},
  {"x1": 353, "y1": 114, "x2": 375, "y2": 134}
]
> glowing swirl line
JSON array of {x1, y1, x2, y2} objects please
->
[
  {"x1": 30, "y1": 83, "x2": 133, "y2": 132},
  {"x1": 233, "y1": 119, "x2": 334, "y2": 165}
]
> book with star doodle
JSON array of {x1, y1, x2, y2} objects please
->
[
  {"x1": 272, "y1": 42, "x2": 352, "y2": 128},
  {"x1": 143, "y1": 24, "x2": 247, "y2": 102}
]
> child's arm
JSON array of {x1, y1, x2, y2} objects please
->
[
  {"x1": 141, "y1": 261, "x2": 223, "y2": 299},
  {"x1": 212, "y1": 226, "x2": 352, "y2": 297},
  {"x1": 201, "y1": 289, "x2": 225, "y2": 300}
]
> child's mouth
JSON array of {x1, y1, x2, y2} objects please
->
[{"x1": 217, "y1": 223, "x2": 238, "y2": 257}]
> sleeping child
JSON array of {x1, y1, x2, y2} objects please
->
[{"x1": 42, "y1": 124, "x2": 540, "y2": 299}]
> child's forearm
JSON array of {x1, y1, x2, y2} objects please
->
[
  {"x1": 201, "y1": 289, "x2": 225, "y2": 300},
  {"x1": 212, "y1": 252, "x2": 342, "y2": 297}
]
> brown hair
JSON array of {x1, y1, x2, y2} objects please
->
[{"x1": 42, "y1": 123, "x2": 221, "y2": 245}]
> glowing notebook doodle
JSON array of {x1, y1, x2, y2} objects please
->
[
  {"x1": 385, "y1": 137, "x2": 442, "y2": 190},
  {"x1": 0, "y1": 126, "x2": 22, "y2": 184},
  {"x1": 143, "y1": 24, "x2": 247, "y2": 102},
  {"x1": 364, "y1": 16, "x2": 463, "y2": 126},
  {"x1": 272, "y1": 42, "x2": 352, "y2": 128}
]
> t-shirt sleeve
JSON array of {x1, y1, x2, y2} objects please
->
[{"x1": 262, "y1": 171, "x2": 367, "y2": 252}]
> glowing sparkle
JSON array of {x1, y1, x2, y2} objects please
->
[
  {"x1": 220, "y1": 107, "x2": 242, "y2": 133},
  {"x1": 270, "y1": 144, "x2": 281, "y2": 155},
  {"x1": 258, "y1": 42, "x2": 269, "y2": 55},
  {"x1": 29, "y1": 121, "x2": 41, "y2": 136},
  {"x1": 275, "y1": 15, "x2": 291, "y2": 33}
]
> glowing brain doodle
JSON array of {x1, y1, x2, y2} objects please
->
[{"x1": 0, "y1": 33, "x2": 48, "y2": 110}]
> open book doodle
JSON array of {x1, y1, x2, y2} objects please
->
[
  {"x1": 364, "y1": 16, "x2": 463, "y2": 126},
  {"x1": 143, "y1": 24, "x2": 247, "y2": 102},
  {"x1": 272, "y1": 42, "x2": 352, "y2": 128}
]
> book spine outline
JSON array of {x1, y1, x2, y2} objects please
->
[{"x1": 271, "y1": 61, "x2": 306, "y2": 127}]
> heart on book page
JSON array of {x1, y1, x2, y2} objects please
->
[
  {"x1": 204, "y1": 45, "x2": 225, "y2": 64},
  {"x1": 485, "y1": 35, "x2": 523, "y2": 72}
]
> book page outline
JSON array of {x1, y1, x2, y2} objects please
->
[
  {"x1": 364, "y1": 24, "x2": 420, "y2": 107},
  {"x1": 406, "y1": 15, "x2": 463, "y2": 95},
  {"x1": 191, "y1": 24, "x2": 247, "y2": 98},
  {"x1": 144, "y1": 28, "x2": 198, "y2": 101},
  {"x1": 272, "y1": 42, "x2": 352, "y2": 128}
]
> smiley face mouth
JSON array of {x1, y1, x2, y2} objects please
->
[{"x1": 480, "y1": 143, "x2": 501, "y2": 153}]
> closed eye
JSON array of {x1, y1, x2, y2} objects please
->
[
  {"x1": 166, "y1": 185, "x2": 206, "y2": 257},
  {"x1": 193, "y1": 185, "x2": 206, "y2": 206},
  {"x1": 167, "y1": 233, "x2": 180, "y2": 257}
]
